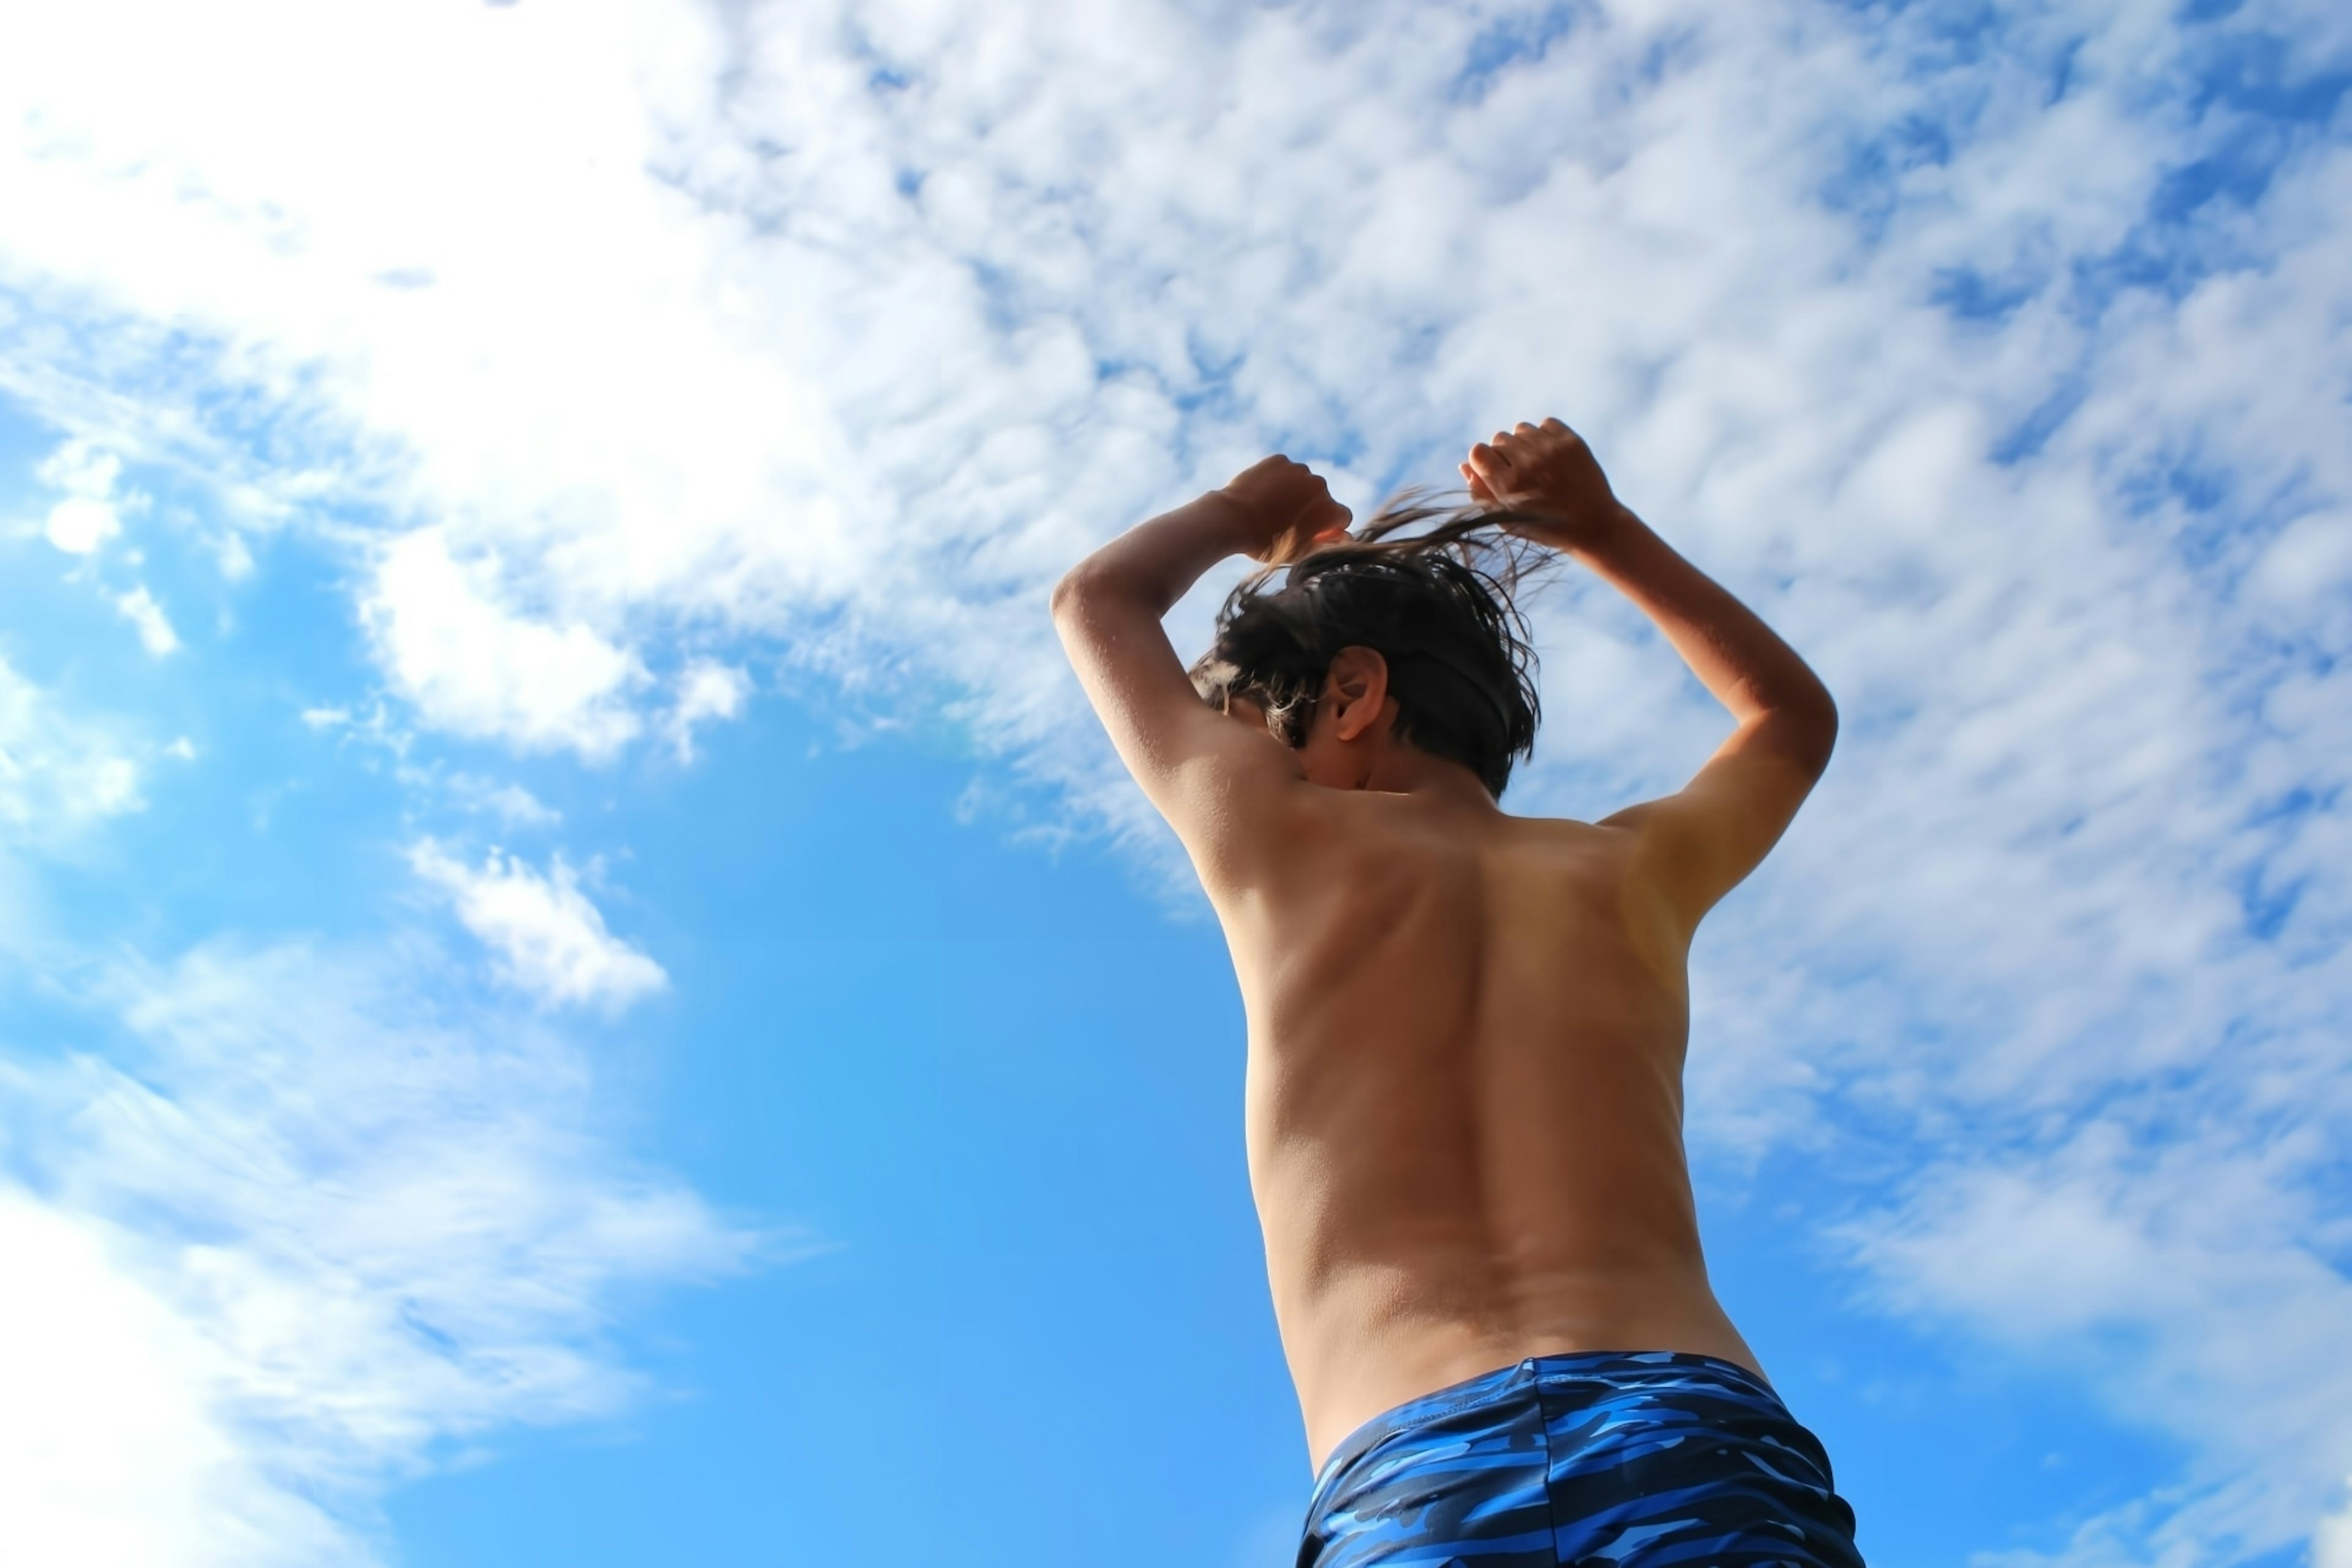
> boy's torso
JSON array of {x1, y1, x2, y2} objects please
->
[{"x1": 1207, "y1": 786, "x2": 1760, "y2": 1471}]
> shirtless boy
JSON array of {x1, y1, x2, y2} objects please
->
[{"x1": 1052, "y1": 419, "x2": 1861, "y2": 1566}]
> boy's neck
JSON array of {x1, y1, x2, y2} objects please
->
[{"x1": 1352, "y1": 742, "x2": 1502, "y2": 810}]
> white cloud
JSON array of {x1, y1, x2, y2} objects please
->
[
  {"x1": 212, "y1": 530, "x2": 254, "y2": 581},
  {"x1": 663, "y1": 658, "x2": 749, "y2": 763},
  {"x1": 1844, "y1": 1125, "x2": 2352, "y2": 1566},
  {"x1": 443, "y1": 772, "x2": 561, "y2": 830},
  {"x1": 114, "y1": 584, "x2": 179, "y2": 655},
  {"x1": 2, "y1": 0, "x2": 2348, "y2": 1560},
  {"x1": 0, "y1": 1190, "x2": 352, "y2": 1568},
  {"x1": 363, "y1": 532, "x2": 646, "y2": 760},
  {"x1": 35, "y1": 440, "x2": 131, "y2": 554},
  {"x1": 43, "y1": 494, "x2": 119, "y2": 554},
  {"x1": 0, "y1": 939, "x2": 756, "y2": 1567},
  {"x1": 2318, "y1": 1497, "x2": 2352, "y2": 1568},
  {"x1": 409, "y1": 840, "x2": 666, "y2": 1011},
  {"x1": 0, "y1": 654, "x2": 140, "y2": 831}
]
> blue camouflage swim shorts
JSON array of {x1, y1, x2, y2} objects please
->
[{"x1": 1298, "y1": 1350, "x2": 1864, "y2": 1567}]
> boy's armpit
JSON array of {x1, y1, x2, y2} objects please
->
[
  {"x1": 1053, "y1": 576, "x2": 1308, "y2": 878},
  {"x1": 1156, "y1": 728, "x2": 1315, "y2": 882},
  {"x1": 1600, "y1": 710, "x2": 1833, "y2": 933}
]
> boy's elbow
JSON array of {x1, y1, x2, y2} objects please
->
[
  {"x1": 1749, "y1": 688, "x2": 1836, "y2": 777},
  {"x1": 1789, "y1": 693, "x2": 1837, "y2": 776},
  {"x1": 1050, "y1": 564, "x2": 1096, "y2": 622}
]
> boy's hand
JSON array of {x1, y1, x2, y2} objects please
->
[
  {"x1": 1216, "y1": 455, "x2": 1354, "y2": 564},
  {"x1": 1460, "y1": 418, "x2": 1628, "y2": 552}
]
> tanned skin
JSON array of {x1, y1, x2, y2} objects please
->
[{"x1": 1051, "y1": 418, "x2": 1838, "y2": 1472}]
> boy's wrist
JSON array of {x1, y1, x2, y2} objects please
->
[
  {"x1": 1182, "y1": 489, "x2": 1274, "y2": 564},
  {"x1": 1532, "y1": 499, "x2": 1645, "y2": 559},
  {"x1": 1201, "y1": 486, "x2": 1349, "y2": 564},
  {"x1": 1194, "y1": 487, "x2": 1258, "y2": 541}
]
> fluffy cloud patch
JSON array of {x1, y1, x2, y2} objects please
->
[
  {"x1": 663, "y1": 658, "x2": 750, "y2": 763},
  {"x1": 364, "y1": 532, "x2": 646, "y2": 760},
  {"x1": 442, "y1": 773, "x2": 562, "y2": 830},
  {"x1": 0, "y1": 655, "x2": 140, "y2": 831},
  {"x1": 2318, "y1": 1499, "x2": 2352, "y2": 1568},
  {"x1": 43, "y1": 496, "x2": 119, "y2": 554},
  {"x1": 410, "y1": 840, "x2": 666, "y2": 1011},
  {"x1": 0, "y1": 940, "x2": 754, "y2": 1567},
  {"x1": 34, "y1": 441, "x2": 130, "y2": 555},
  {"x1": 113, "y1": 585, "x2": 179, "y2": 655},
  {"x1": 0, "y1": 1189, "x2": 351, "y2": 1568},
  {"x1": 1845, "y1": 1125, "x2": 2352, "y2": 1565}
]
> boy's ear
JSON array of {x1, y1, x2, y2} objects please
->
[{"x1": 1324, "y1": 646, "x2": 1392, "y2": 742}]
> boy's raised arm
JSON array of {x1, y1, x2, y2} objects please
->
[
  {"x1": 1463, "y1": 420, "x2": 1839, "y2": 933},
  {"x1": 1052, "y1": 457, "x2": 1351, "y2": 869}
]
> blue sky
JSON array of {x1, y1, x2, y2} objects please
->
[{"x1": 1, "y1": 2, "x2": 2348, "y2": 1566}]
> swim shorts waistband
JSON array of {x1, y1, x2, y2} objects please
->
[
  {"x1": 1298, "y1": 1348, "x2": 1862, "y2": 1567},
  {"x1": 1311, "y1": 1348, "x2": 1777, "y2": 1499}
]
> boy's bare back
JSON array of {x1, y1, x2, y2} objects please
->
[
  {"x1": 1053, "y1": 419, "x2": 1838, "y2": 1473},
  {"x1": 1221, "y1": 788, "x2": 1755, "y2": 1468}
]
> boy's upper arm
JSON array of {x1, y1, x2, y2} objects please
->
[
  {"x1": 1053, "y1": 578, "x2": 1303, "y2": 876},
  {"x1": 1600, "y1": 708, "x2": 1834, "y2": 935}
]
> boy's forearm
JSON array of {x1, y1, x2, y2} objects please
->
[
  {"x1": 1054, "y1": 493, "x2": 1251, "y2": 617},
  {"x1": 1569, "y1": 507, "x2": 1837, "y2": 731}
]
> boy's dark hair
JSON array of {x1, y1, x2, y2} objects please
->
[{"x1": 1189, "y1": 496, "x2": 1549, "y2": 799}]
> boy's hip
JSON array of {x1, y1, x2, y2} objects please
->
[{"x1": 1299, "y1": 1349, "x2": 1864, "y2": 1567}]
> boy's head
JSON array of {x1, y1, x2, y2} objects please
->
[{"x1": 1189, "y1": 500, "x2": 1545, "y2": 799}]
